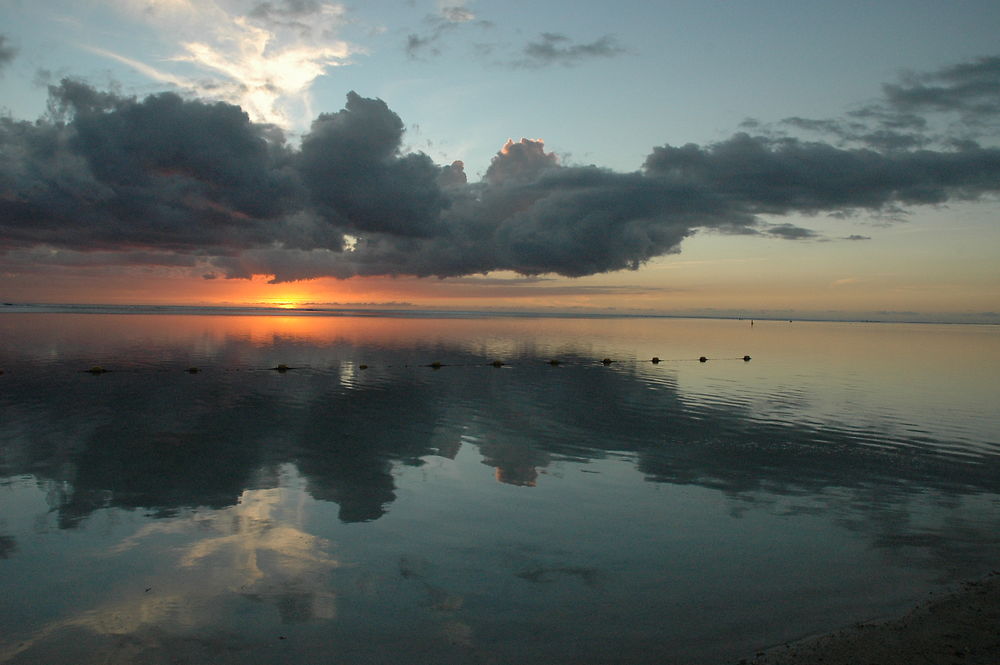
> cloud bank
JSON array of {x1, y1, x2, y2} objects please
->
[{"x1": 1, "y1": 56, "x2": 1000, "y2": 283}]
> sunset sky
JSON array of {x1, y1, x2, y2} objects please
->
[{"x1": 1, "y1": 0, "x2": 999, "y2": 321}]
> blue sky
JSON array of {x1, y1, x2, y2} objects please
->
[{"x1": 1, "y1": 1, "x2": 999, "y2": 320}]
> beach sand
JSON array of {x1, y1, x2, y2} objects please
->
[{"x1": 743, "y1": 572, "x2": 1000, "y2": 664}]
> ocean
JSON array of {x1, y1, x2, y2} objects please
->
[{"x1": 1, "y1": 309, "x2": 998, "y2": 664}]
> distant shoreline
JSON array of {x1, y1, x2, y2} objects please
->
[
  {"x1": 2, "y1": 302, "x2": 998, "y2": 326},
  {"x1": 744, "y1": 572, "x2": 1000, "y2": 665}
]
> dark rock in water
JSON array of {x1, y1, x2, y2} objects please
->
[
  {"x1": 601, "y1": 358, "x2": 613, "y2": 365},
  {"x1": 743, "y1": 355, "x2": 752, "y2": 362},
  {"x1": 651, "y1": 357, "x2": 661, "y2": 364},
  {"x1": 699, "y1": 356, "x2": 708, "y2": 362}
]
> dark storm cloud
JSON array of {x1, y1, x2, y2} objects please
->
[
  {"x1": 0, "y1": 81, "x2": 301, "y2": 255},
  {"x1": 516, "y1": 33, "x2": 626, "y2": 68},
  {"x1": 0, "y1": 35, "x2": 16, "y2": 74},
  {"x1": 643, "y1": 133, "x2": 1000, "y2": 213},
  {"x1": 3, "y1": 55, "x2": 1000, "y2": 283},
  {"x1": 297, "y1": 91, "x2": 449, "y2": 237}
]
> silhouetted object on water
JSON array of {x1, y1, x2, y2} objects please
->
[
  {"x1": 271, "y1": 364, "x2": 292, "y2": 372},
  {"x1": 490, "y1": 360, "x2": 505, "y2": 368},
  {"x1": 186, "y1": 367, "x2": 199, "y2": 374},
  {"x1": 428, "y1": 361, "x2": 443, "y2": 369},
  {"x1": 651, "y1": 357, "x2": 661, "y2": 364},
  {"x1": 86, "y1": 366, "x2": 108, "y2": 374},
  {"x1": 699, "y1": 356, "x2": 708, "y2": 363},
  {"x1": 548, "y1": 359, "x2": 561, "y2": 366},
  {"x1": 601, "y1": 358, "x2": 613, "y2": 365},
  {"x1": 743, "y1": 355, "x2": 752, "y2": 362},
  {"x1": 359, "y1": 364, "x2": 368, "y2": 370}
]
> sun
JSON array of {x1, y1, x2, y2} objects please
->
[{"x1": 262, "y1": 298, "x2": 309, "y2": 309}]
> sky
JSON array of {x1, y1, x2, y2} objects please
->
[{"x1": 1, "y1": 0, "x2": 999, "y2": 321}]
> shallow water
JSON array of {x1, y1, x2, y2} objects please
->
[{"x1": 1, "y1": 312, "x2": 998, "y2": 664}]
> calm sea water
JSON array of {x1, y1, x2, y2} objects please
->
[{"x1": 1, "y1": 312, "x2": 998, "y2": 664}]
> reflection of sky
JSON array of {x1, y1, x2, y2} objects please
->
[
  {"x1": 1, "y1": 466, "x2": 338, "y2": 663},
  {"x1": 1, "y1": 313, "x2": 999, "y2": 663}
]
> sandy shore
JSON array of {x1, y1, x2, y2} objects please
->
[{"x1": 741, "y1": 572, "x2": 1000, "y2": 665}]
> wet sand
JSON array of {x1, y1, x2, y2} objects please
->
[{"x1": 743, "y1": 572, "x2": 1000, "y2": 665}]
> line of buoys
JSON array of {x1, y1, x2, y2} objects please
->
[{"x1": 23, "y1": 355, "x2": 754, "y2": 376}]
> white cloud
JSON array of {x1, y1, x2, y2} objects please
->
[{"x1": 98, "y1": 0, "x2": 357, "y2": 128}]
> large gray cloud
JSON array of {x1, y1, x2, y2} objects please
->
[{"x1": 2, "y1": 55, "x2": 1000, "y2": 283}]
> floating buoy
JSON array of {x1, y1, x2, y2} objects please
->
[
  {"x1": 651, "y1": 357, "x2": 661, "y2": 364},
  {"x1": 186, "y1": 367, "x2": 199, "y2": 374},
  {"x1": 86, "y1": 366, "x2": 108, "y2": 374},
  {"x1": 743, "y1": 355, "x2": 752, "y2": 362},
  {"x1": 548, "y1": 359, "x2": 561, "y2": 366},
  {"x1": 359, "y1": 364, "x2": 368, "y2": 370},
  {"x1": 272, "y1": 364, "x2": 291, "y2": 372},
  {"x1": 490, "y1": 360, "x2": 504, "y2": 368},
  {"x1": 601, "y1": 358, "x2": 613, "y2": 365},
  {"x1": 428, "y1": 361, "x2": 443, "y2": 369},
  {"x1": 698, "y1": 356, "x2": 708, "y2": 363}
]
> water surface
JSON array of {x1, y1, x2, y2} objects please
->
[{"x1": 1, "y1": 313, "x2": 998, "y2": 664}]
